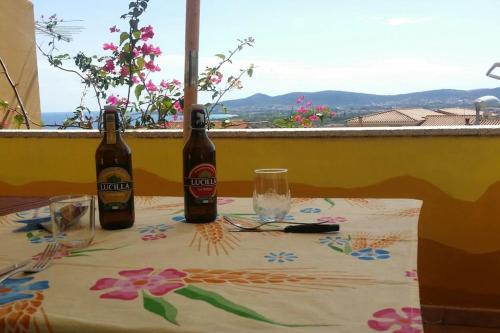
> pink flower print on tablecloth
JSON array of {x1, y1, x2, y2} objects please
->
[
  {"x1": 368, "y1": 307, "x2": 422, "y2": 333},
  {"x1": 405, "y1": 269, "x2": 418, "y2": 281},
  {"x1": 142, "y1": 233, "x2": 167, "y2": 241},
  {"x1": 90, "y1": 268, "x2": 187, "y2": 300},
  {"x1": 217, "y1": 198, "x2": 234, "y2": 205},
  {"x1": 316, "y1": 216, "x2": 347, "y2": 224},
  {"x1": 32, "y1": 247, "x2": 70, "y2": 260}
]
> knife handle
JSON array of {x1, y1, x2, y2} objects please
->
[{"x1": 283, "y1": 224, "x2": 339, "y2": 233}]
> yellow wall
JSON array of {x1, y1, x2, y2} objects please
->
[
  {"x1": 1, "y1": 133, "x2": 500, "y2": 309},
  {"x1": 0, "y1": 0, "x2": 41, "y2": 127}
]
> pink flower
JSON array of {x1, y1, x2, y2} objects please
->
[
  {"x1": 172, "y1": 79, "x2": 181, "y2": 86},
  {"x1": 293, "y1": 114, "x2": 302, "y2": 123},
  {"x1": 330, "y1": 111, "x2": 337, "y2": 117},
  {"x1": 297, "y1": 106, "x2": 307, "y2": 114},
  {"x1": 109, "y1": 25, "x2": 120, "y2": 33},
  {"x1": 296, "y1": 95, "x2": 305, "y2": 104},
  {"x1": 317, "y1": 216, "x2": 347, "y2": 224},
  {"x1": 217, "y1": 198, "x2": 235, "y2": 205},
  {"x1": 142, "y1": 233, "x2": 167, "y2": 241},
  {"x1": 141, "y1": 43, "x2": 161, "y2": 56},
  {"x1": 145, "y1": 60, "x2": 160, "y2": 72},
  {"x1": 106, "y1": 95, "x2": 119, "y2": 106},
  {"x1": 103, "y1": 59, "x2": 115, "y2": 73},
  {"x1": 315, "y1": 105, "x2": 324, "y2": 111},
  {"x1": 210, "y1": 72, "x2": 223, "y2": 84},
  {"x1": 140, "y1": 25, "x2": 154, "y2": 41},
  {"x1": 132, "y1": 48, "x2": 141, "y2": 58},
  {"x1": 309, "y1": 115, "x2": 319, "y2": 121},
  {"x1": 160, "y1": 80, "x2": 170, "y2": 88},
  {"x1": 90, "y1": 267, "x2": 187, "y2": 300},
  {"x1": 158, "y1": 121, "x2": 172, "y2": 129},
  {"x1": 131, "y1": 75, "x2": 141, "y2": 84},
  {"x1": 305, "y1": 101, "x2": 312, "y2": 107},
  {"x1": 103, "y1": 43, "x2": 118, "y2": 52},
  {"x1": 368, "y1": 307, "x2": 422, "y2": 333},
  {"x1": 173, "y1": 101, "x2": 183, "y2": 112},
  {"x1": 405, "y1": 270, "x2": 418, "y2": 281},
  {"x1": 151, "y1": 46, "x2": 162, "y2": 56},
  {"x1": 145, "y1": 80, "x2": 157, "y2": 92},
  {"x1": 120, "y1": 65, "x2": 129, "y2": 78}
]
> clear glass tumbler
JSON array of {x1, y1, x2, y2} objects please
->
[
  {"x1": 253, "y1": 169, "x2": 291, "y2": 222},
  {"x1": 50, "y1": 195, "x2": 95, "y2": 248}
]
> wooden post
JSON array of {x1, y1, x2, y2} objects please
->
[{"x1": 183, "y1": 0, "x2": 200, "y2": 141}]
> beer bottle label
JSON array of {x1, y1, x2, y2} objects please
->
[
  {"x1": 97, "y1": 167, "x2": 133, "y2": 210},
  {"x1": 186, "y1": 163, "x2": 217, "y2": 201}
]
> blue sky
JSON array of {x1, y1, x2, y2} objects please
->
[{"x1": 32, "y1": 0, "x2": 500, "y2": 112}]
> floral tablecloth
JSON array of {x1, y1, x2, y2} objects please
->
[{"x1": 0, "y1": 196, "x2": 422, "y2": 333}]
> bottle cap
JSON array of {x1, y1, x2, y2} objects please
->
[
  {"x1": 104, "y1": 105, "x2": 117, "y2": 112},
  {"x1": 190, "y1": 104, "x2": 206, "y2": 129}
]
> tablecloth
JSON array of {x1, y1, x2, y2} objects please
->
[{"x1": 0, "y1": 196, "x2": 422, "y2": 333}]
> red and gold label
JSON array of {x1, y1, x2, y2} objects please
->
[
  {"x1": 186, "y1": 163, "x2": 217, "y2": 199},
  {"x1": 97, "y1": 167, "x2": 133, "y2": 210}
]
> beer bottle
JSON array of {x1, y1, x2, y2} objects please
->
[
  {"x1": 95, "y1": 105, "x2": 135, "y2": 229},
  {"x1": 183, "y1": 104, "x2": 217, "y2": 223}
]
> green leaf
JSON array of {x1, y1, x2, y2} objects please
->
[
  {"x1": 142, "y1": 291, "x2": 179, "y2": 325},
  {"x1": 135, "y1": 85, "x2": 145, "y2": 100},
  {"x1": 324, "y1": 198, "x2": 335, "y2": 208},
  {"x1": 14, "y1": 114, "x2": 24, "y2": 128},
  {"x1": 132, "y1": 30, "x2": 141, "y2": 39},
  {"x1": 215, "y1": 53, "x2": 226, "y2": 60},
  {"x1": 120, "y1": 32, "x2": 129, "y2": 45},
  {"x1": 328, "y1": 243, "x2": 345, "y2": 253},
  {"x1": 69, "y1": 246, "x2": 124, "y2": 254},
  {"x1": 136, "y1": 57, "x2": 145, "y2": 70},
  {"x1": 247, "y1": 67, "x2": 253, "y2": 77},
  {"x1": 0, "y1": 98, "x2": 8, "y2": 108},
  {"x1": 344, "y1": 242, "x2": 352, "y2": 255},
  {"x1": 175, "y1": 285, "x2": 330, "y2": 327}
]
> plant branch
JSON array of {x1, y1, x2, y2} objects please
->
[{"x1": 0, "y1": 55, "x2": 31, "y2": 128}]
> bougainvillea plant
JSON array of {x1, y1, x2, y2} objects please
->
[
  {"x1": 37, "y1": 1, "x2": 254, "y2": 129},
  {"x1": 273, "y1": 95, "x2": 337, "y2": 128}
]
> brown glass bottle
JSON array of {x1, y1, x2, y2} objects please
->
[
  {"x1": 183, "y1": 105, "x2": 217, "y2": 223},
  {"x1": 95, "y1": 105, "x2": 135, "y2": 229}
]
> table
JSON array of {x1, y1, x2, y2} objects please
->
[{"x1": 0, "y1": 196, "x2": 422, "y2": 333}]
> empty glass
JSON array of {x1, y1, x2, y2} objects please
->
[
  {"x1": 50, "y1": 195, "x2": 95, "y2": 249},
  {"x1": 253, "y1": 169, "x2": 291, "y2": 222}
]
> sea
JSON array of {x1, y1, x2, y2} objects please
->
[{"x1": 41, "y1": 111, "x2": 238, "y2": 129}]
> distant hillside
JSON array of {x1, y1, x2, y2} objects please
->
[{"x1": 222, "y1": 88, "x2": 500, "y2": 112}]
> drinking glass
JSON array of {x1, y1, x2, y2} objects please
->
[
  {"x1": 50, "y1": 195, "x2": 95, "y2": 249},
  {"x1": 253, "y1": 169, "x2": 291, "y2": 222}
]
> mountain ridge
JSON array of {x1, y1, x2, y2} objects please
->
[{"x1": 222, "y1": 87, "x2": 500, "y2": 110}]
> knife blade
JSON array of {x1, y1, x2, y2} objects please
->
[
  {"x1": 230, "y1": 223, "x2": 340, "y2": 233},
  {"x1": 0, "y1": 259, "x2": 31, "y2": 277}
]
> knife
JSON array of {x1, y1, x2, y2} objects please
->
[
  {"x1": 0, "y1": 259, "x2": 31, "y2": 277},
  {"x1": 230, "y1": 223, "x2": 340, "y2": 233}
]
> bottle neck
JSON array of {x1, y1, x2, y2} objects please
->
[
  {"x1": 103, "y1": 111, "x2": 121, "y2": 144},
  {"x1": 190, "y1": 128, "x2": 207, "y2": 137},
  {"x1": 190, "y1": 108, "x2": 207, "y2": 129}
]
